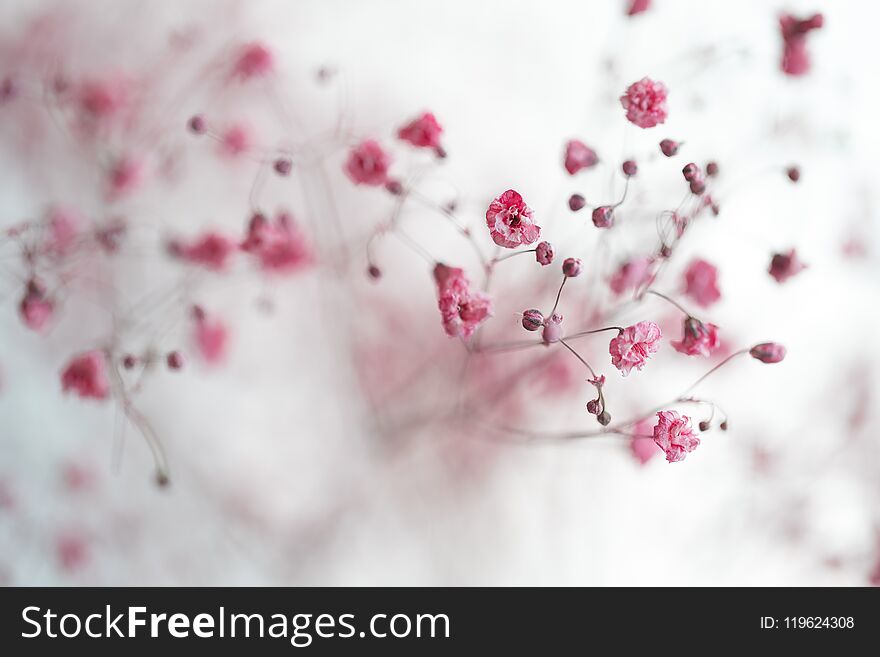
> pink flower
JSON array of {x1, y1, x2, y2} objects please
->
[
  {"x1": 233, "y1": 42, "x2": 274, "y2": 79},
  {"x1": 61, "y1": 351, "x2": 110, "y2": 400},
  {"x1": 173, "y1": 232, "x2": 236, "y2": 271},
  {"x1": 672, "y1": 318, "x2": 721, "y2": 358},
  {"x1": 19, "y1": 280, "x2": 53, "y2": 332},
  {"x1": 562, "y1": 257, "x2": 583, "y2": 277},
  {"x1": 626, "y1": 0, "x2": 651, "y2": 17},
  {"x1": 44, "y1": 207, "x2": 81, "y2": 256},
  {"x1": 780, "y1": 13, "x2": 823, "y2": 76},
  {"x1": 682, "y1": 258, "x2": 721, "y2": 307},
  {"x1": 220, "y1": 124, "x2": 251, "y2": 157},
  {"x1": 485, "y1": 190, "x2": 540, "y2": 248},
  {"x1": 535, "y1": 241, "x2": 554, "y2": 266},
  {"x1": 106, "y1": 155, "x2": 143, "y2": 199},
  {"x1": 609, "y1": 321, "x2": 661, "y2": 375},
  {"x1": 76, "y1": 77, "x2": 129, "y2": 122},
  {"x1": 195, "y1": 315, "x2": 229, "y2": 364},
  {"x1": 397, "y1": 112, "x2": 443, "y2": 150},
  {"x1": 241, "y1": 211, "x2": 312, "y2": 274},
  {"x1": 768, "y1": 249, "x2": 806, "y2": 283},
  {"x1": 609, "y1": 256, "x2": 654, "y2": 295},
  {"x1": 749, "y1": 342, "x2": 786, "y2": 364},
  {"x1": 652, "y1": 410, "x2": 700, "y2": 463},
  {"x1": 630, "y1": 419, "x2": 657, "y2": 465},
  {"x1": 620, "y1": 77, "x2": 668, "y2": 129},
  {"x1": 563, "y1": 139, "x2": 599, "y2": 175},
  {"x1": 344, "y1": 139, "x2": 392, "y2": 186},
  {"x1": 433, "y1": 263, "x2": 492, "y2": 339}
]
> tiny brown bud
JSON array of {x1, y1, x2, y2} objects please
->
[{"x1": 597, "y1": 411, "x2": 611, "y2": 426}]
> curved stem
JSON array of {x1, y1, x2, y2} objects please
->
[
  {"x1": 679, "y1": 349, "x2": 748, "y2": 397},
  {"x1": 549, "y1": 276, "x2": 567, "y2": 316},
  {"x1": 565, "y1": 325, "x2": 625, "y2": 340},
  {"x1": 645, "y1": 289, "x2": 692, "y2": 317},
  {"x1": 558, "y1": 338, "x2": 597, "y2": 379}
]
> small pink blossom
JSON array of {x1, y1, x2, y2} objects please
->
[
  {"x1": 44, "y1": 207, "x2": 81, "y2": 256},
  {"x1": 220, "y1": 124, "x2": 251, "y2": 157},
  {"x1": 749, "y1": 342, "x2": 786, "y2": 364},
  {"x1": 609, "y1": 321, "x2": 661, "y2": 375},
  {"x1": 433, "y1": 263, "x2": 492, "y2": 339},
  {"x1": 768, "y1": 249, "x2": 806, "y2": 283},
  {"x1": 653, "y1": 410, "x2": 700, "y2": 463},
  {"x1": 535, "y1": 241, "x2": 554, "y2": 266},
  {"x1": 682, "y1": 258, "x2": 721, "y2": 307},
  {"x1": 626, "y1": 0, "x2": 651, "y2": 17},
  {"x1": 564, "y1": 140, "x2": 599, "y2": 175},
  {"x1": 672, "y1": 318, "x2": 721, "y2": 358},
  {"x1": 233, "y1": 42, "x2": 274, "y2": 79},
  {"x1": 19, "y1": 280, "x2": 54, "y2": 332},
  {"x1": 397, "y1": 112, "x2": 443, "y2": 150},
  {"x1": 107, "y1": 155, "x2": 144, "y2": 199},
  {"x1": 172, "y1": 231, "x2": 236, "y2": 271},
  {"x1": 241, "y1": 211, "x2": 312, "y2": 274},
  {"x1": 76, "y1": 77, "x2": 129, "y2": 122},
  {"x1": 56, "y1": 533, "x2": 88, "y2": 572},
  {"x1": 609, "y1": 256, "x2": 654, "y2": 295},
  {"x1": 562, "y1": 257, "x2": 583, "y2": 277},
  {"x1": 344, "y1": 139, "x2": 392, "y2": 186},
  {"x1": 780, "y1": 13, "x2": 824, "y2": 76},
  {"x1": 194, "y1": 315, "x2": 229, "y2": 364},
  {"x1": 620, "y1": 77, "x2": 668, "y2": 129},
  {"x1": 61, "y1": 351, "x2": 110, "y2": 400},
  {"x1": 629, "y1": 419, "x2": 657, "y2": 465},
  {"x1": 485, "y1": 189, "x2": 541, "y2": 248}
]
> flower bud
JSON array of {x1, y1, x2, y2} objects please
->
[
  {"x1": 705, "y1": 161, "x2": 719, "y2": 177},
  {"x1": 786, "y1": 166, "x2": 800, "y2": 183},
  {"x1": 689, "y1": 179, "x2": 706, "y2": 195},
  {"x1": 698, "y1": 420, "x2": 710, "y2": 431},
  {"x1": 568, "y1": 194, "x2": 586, "y2": 212},
  {"x1": 367, "y1": 264, "x2": 382, "y2": 280},
  {"x1": 188, "y1": 114, "x2": 206, "y2": 134},
  {"x1": 682, "y1": 163, "x2": 700, "y2": 181},
  {"x1": 592, "y1": 205, "x2": 614, "y2": 228},
  {"x1": 597, "y1": 410, "x2": 611, "y2": 426},
  {"x1": 720, "y1": 421, "x2": 728, "y2": 431},
  {"x1": 522, "y1": 309, "x2": 544, "y2": 332},
  {"x1": 122, "y1": 354, "x2": 138, "y2": 370},
  {"x1": 562, "y1": 257, "x2": 583, "y2": 277},
  {"x1": 384, "y1": 179, "x2": 404, "y2": 195},
  {"x1": 535, "y1": 241, "x2": 554, "y2": 266},
  {"x1": 542, "y1": 313, "x2": 563, "y2": 344},
  {"x1": 622, "y1": 160, "x2": 638, "y2": 177},
  {"x1": 586, "y1": 399, "x2": 600, "y2": 415},
  {"x1": 273, "y1": 157, "x2": 292, "y2": 176},
  {"x1": 166, "y1": 351, "x2": 185, "y2": 370},
  {"x1": 749, "y1": 342, "x2": 786, "y2": 364},
  {"x1": 659, "y1": 139, "x2": 679, "y2": 157}
]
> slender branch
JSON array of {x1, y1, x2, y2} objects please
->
[
  {"x1": 549, "y1": 276, "x2": 567, "y2": 316},
  {"x1": 558, "y1": 338, "x2": 597, "y2": 379}
]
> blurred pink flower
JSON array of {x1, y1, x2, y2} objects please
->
[
  {"x1": 19, "y1": 280, "x2": 53, "y2": 332},
  {"x1": 397, "y1": 112, "x2": 443, "y2": 149},
  {"x1": 61, "y1": 351, "x2": 110, "y2": 400},
  {"x1": 780, "y1": 13, "x2": 824, "y2": 76},
  {"x1": 233, "y1": 42, "x2": 274, "y2": 79},
  {"x1": 173, "y1": 231, "x2": 236, "y2": 271},
  {"x1": 620, "y1": 77, "x2": 668, "y2": 128},
  {"x1": 195, "y1": 315, "x2": 229, "y2": 364},
  {"x1": 683, "y1": 258, "x2": 721, "y2": 307},
  {"x1": 563, "y1": 139, "x2": 599, "y2": 175},
  {"x1": 749, "y1": 342, "x2": 786, "y2": 364},
  {"x1": 768, "y1": 249, "x2": 806, "y2": 283},
  {"x1": 344, "y1": 139, "x2": 392, "y2": 186},
  {"x1": 609, "y1": 256, "x2": 654, "y2": 295},
  {"x1": 629, "y1": 419, "x2": 657, "y2": 465},
  {"x1": 433, "y1": 263, "x2": 492, "y2": 339}
]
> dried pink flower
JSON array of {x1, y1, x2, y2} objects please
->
[
  {"x1": 241, "y1": 211, "x2": 312, "y2": 274},
  {"x1": 344, "y1": 139, "x2": 392, "y2": 186},
  {"x1": 779, "y1": 13, "x2": 824, "y2": 76},
  {"x1": 749, "y1": 342, "x2": 786, "y2": 364},
  {"x1": 672, "y1": 318, "x2": 721, "y2": 358},
  {"x1": 659, "y1": 139, "x2": 679, "y2": 157},
  {"x1": 620, "y1": 77, "x2": 668, "y2": 129},
  {"x1": 564, "y1": 139, "x2": 599, "y2": 175},
  {"x1": 568, "y1": 194, "x2": 586, "y2": 212},
  {"x1": 682, "y1": 258, "x2": 721, "y2": 307},
  {"x1": 653, "y1": 410, "x2": 700, "y2": 463},
  {"x1": 592, "y1": 205, "x2": 614, "y2": 229},
  {"x1": 562, "y1": 257, "x2": 583, "y2": 277},
  {"x1": 535, "y1": 241, "x2": 554, "y2": 266},
  {"x1": 485, "y1": 189, "x2": 541, "y2": 248},
  {"x1": 61, "y1": 351, "x2": 110, "y2": 400},
  {"x1": 397, "y1": 112, "x2": 443, "y2": 150},
  {"x1": 433, "y1": 264, "x2": 492, "y2": 339},
  {"x1": 626, "y1": 0, "x2": 651, "y2": 17},
  {"x1": 622, "y1": 159, "x2": 638, "y2": 177},
  {"x1": 609, "y1": 321, "x2": 661, "y2": 375},
  {"x1": 220, "y1": 124, "x2": 251, "y2": 157},
  {"x1": 45, "y1": 207, "x2": 81, "y2": 256},
  {"x1": 768, "y1": 249, "x2": 806, "y2": 283}
]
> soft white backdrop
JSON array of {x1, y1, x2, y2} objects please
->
[{"x1": 0, "y1": 0, "x2": 878, "y2": 585}]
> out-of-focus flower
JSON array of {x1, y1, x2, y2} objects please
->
[
  {"x1": 749, "y1": 342, "x2": 786, "y2": 364},
  {"x1": 768, "y1": 249, "x2": 806, "y2": 283},
  {"x1": 344, "y1": 139, "x2": 392, "y2": 186},
  {"x1": 609, "y1": 256, "x2": 654, "y2": 295},
  {"x1": 683, "y1": 258, "x2": 721, "y2": 307},
  {"x1": 433, "y1": 264, "x2": 492, "y2": 339},
  {"x1": 564, "y1": 139, "x2": 599, "y2": 175},
  {"x1": 672, "y1": 318, "x2": 721, "y2": 358},
  {"x1": 397, "y1": 112, "x2": 443, "y2": 150},
  {"x1": 779, "y1": 13, "x2": 824, "y2": 76},
  {"x1": 620, "y1": 77, "x2": 668, "y2": 129},
  {"x1": 61, "y1": 351, "x2": 110, "y2": 400}
]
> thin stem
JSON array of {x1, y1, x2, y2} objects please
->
[
  {"x1": 549, "y1": 276, "x2": 567, "y2": 316},
  {"x1": 492, "y1": 248, "x2": 537, "y2": 264},
  {"x1": 612, "y1": 176, "x2": 631, "y2": 209},
  {"x1": 558, "y1": 339, "x2": 597, "y2": 379},
  {"x1": 679, "y1": 349, "x2": 748, "y2": 397},
  {"x1": 646, "y1": 289, "x2": 692, "y2": 317},
  {"x1": 565, "y1": 325, "x2": 625, "y2": 340}
]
